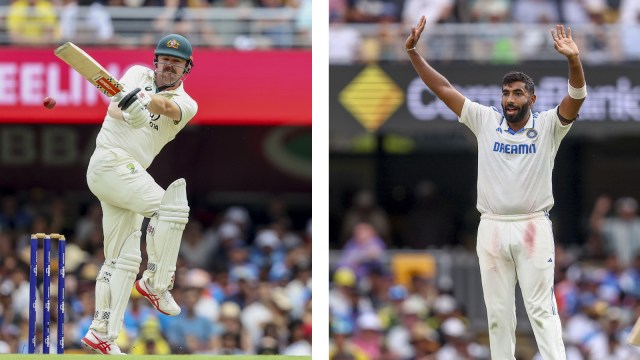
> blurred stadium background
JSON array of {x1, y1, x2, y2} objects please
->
[
  {"x1": 329, "y1": 0, "x2": 640, "y2": 359},
  {"x1": 0, "y1": 0, "x2": 311, "y2": 355}
]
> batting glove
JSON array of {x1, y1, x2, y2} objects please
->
[
  {"x1": 118, "y1": 88, "x2": 151, "y2": 112},
  {"x1": 123, "y1": 105, "x2": 150, "y2": 129}
]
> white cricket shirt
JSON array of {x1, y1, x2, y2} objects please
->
[
  {"x1": 459, "y1": 98, "x2": 572, "y2": 215},
  {"x1": 96, "y1": 65, "x2": 198, "y2": 169}
]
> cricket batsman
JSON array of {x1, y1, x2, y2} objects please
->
[
  {"x1": 81, "y1": 34, "x2": 197, "y2": 354},
  {"x1": 405, "y1": 16, "x2": 587, "y2": 359}
]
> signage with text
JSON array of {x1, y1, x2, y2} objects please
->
[{"x1": 0, "y1": 48, "x2": 311, "y2": 125}]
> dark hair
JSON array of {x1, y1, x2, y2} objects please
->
[{"x1": 502, "y1": 71, "x2": 535, "y2": 95}]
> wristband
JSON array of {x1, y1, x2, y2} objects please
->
[{"x1": 568, "y1": 81, "x2": 587, "y2": 99}]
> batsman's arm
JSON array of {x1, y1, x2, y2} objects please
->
[
  {"x1": 146, "y1": 95, "x2": 181, "y2": 122},
  {"x1": 406, "y1": 16, "x2": 465, "y2": 117},
  {"x1": 551, "y1": 25, "x2": 586, "y2": 124}
]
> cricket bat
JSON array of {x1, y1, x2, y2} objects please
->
[
  {"x1": 54, "y1": 42, "x2": 124, "y2": 101},
  {"x1": 628, "y1": 317, "x2": 640, "y2": 345}
]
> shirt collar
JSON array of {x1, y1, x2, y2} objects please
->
[{"x1": 500, "y1": 110, "x2": 535, "y2": 135}]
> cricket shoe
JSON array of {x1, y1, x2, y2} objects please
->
[
  {"x1": 81, "y1": 330, "x2": 125, "y2": 355},
  {"x1": 135, "y1": 278, "x2": 181, "y2": 316}
]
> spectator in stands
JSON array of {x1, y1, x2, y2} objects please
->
[
  {"x1": 330, "y1": 267, "x2": 374, "y2": 324},
  {"x1": 563, "y1": 298, "x2": 610, "y2": 358},
  {"x1": 402, "y1": 0, "x2": 454, "y2": 28},
  {"x1": 409, "y1": 323, "x2": 440, "y2": 359},
  {"x1": 165, "y1": 284, "x2": 216, "y2": 353},
  {"x1": 59, "y1": 0, "x2": 114, "y2": 44},
  {"x1": 210, "y1": 221, "x2": 244, "y2": 270},
  {"x1": 598, "y1": 254, "x2": 624, "y2": 305},
  {"x1": 74, "y1": 201, "x2": 102, "y2": 247},
  {"x1": 253, "y1": 0, "x2": 296, "y2": 48},
  {"x1": 0, "y1": 193, "x2": 32, "y2": 233},
  {"x1": 129, "y1": 318, "x2": 171, "y2": 354},
  {"x1": 330, "y1": 318, "x2": 369, "y2": 360},
  {"x1": 436, "y1": 317, "x2": 489, "y2": 359},
  {"x1": 378, "y1": 284, "x2": 407, "y2": 330},
  {"x1": 330, "y1": 0, "x2": 348, "y2": 20},
  {"x1": 590, "y1": 195, "x2": 640, "y2": 267},
  {"x1": 213, "y1": 301, "x2": 251, "y2": 353},
  {"x1": 401, "y1": 0, "x2": 456, "y2": 61},
  {"x1": 241, "y1": 282, "x2": 276, "y2": 351},
  {"x1": 295, "y1": 0, "x2": 312, "y2": 45},
  {"x1": 346, "y1": 0, "x2": 400, "y2": 23},
  {"x1": 511, "y1": 0, "x2": 559, "y2": 24},
  {"x1": 618, "y1": 0, "x2": 640, "y2": 60},
  {"x1": 250, "y1": 229, "x2": 286, "y2": 271},
  {"x1": 224, "y1": 206, "x2": 252, "y2": 241},
  {"x1": 180, "y1": 220, "x2": 217, "y2": 269},
  {"x1": 620, "y1": 252, "x2": 640, "y2": 299},
  {"x1": 329, "y1": 11, "x2": 363, "y2": 64},
  {"x1": 282, "y1": 319, "x2": 311, "y2": 355},
  {"x1": 339, "y1": 222, "x2": 387, "y2": 280},
  {"x1": 284, "y1": 259, "x2": 311, "y2": 319},
  {"x1": 352, "y1": 311, "x2": 384, "y2": 359},
  {"x1": 123, "y1": 287, "x2": 154, "y2": 340},
  {"x1": 468, "y1": 0, "x2": 510, "y2": 22},
  {"x1": 386, "y1": 296, "x2": 425, "y2": 359},
  {"x1": 6, "y1": 0, "x2": 58, "y2": 45},
  {"x1": 141, "y1": 0, "x2": 220, "y2": 47},
  {"x1": 215, "y1": 331, "x2": 245, "y2": 354},
  {"x1": 226, "y1": 265, "x2": 259, "y2": 309},
  {"x1": 341, "y1": 189, "x2": 390, "y2": 244}
]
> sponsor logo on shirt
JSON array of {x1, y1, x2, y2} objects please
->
[{"x1": 492, "y1": 142, "x2": 537, "y2": 154}]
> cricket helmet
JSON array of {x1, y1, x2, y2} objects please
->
[{"x1": 154, "y1": 34, "x2": 194, "y2": 71}]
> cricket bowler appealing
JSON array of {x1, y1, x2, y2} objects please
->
[
  {"x1": 81, "y1": 34, "x2": 197, "y2": 354},
  {"x1": 405, "y1": 17, "x2": 586, "y2": 360}
]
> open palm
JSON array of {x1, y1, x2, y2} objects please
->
[
  {"x1": 550, "y1": 25, "x2": 579, "y2": 58},
  {"x1": 406, "y1": 15, "x2": 426, "y2": 50}
]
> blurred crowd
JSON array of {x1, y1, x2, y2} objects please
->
[
  {"x1": 1, "y1": 0, "x2": 312, "y2": 48},
  {"x1": 0, "y1": 189, "x2": 312, "y2": 355},
  {"x1": 330, "y1": 188, "x2": 640, "y2": 359},
  {"x1": 329, "y1": 0, "x2": 640, "y2": 63}
]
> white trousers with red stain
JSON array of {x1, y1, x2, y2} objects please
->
[{"x1": 477, "y1": 211, "x2": 566, "y2": 360}]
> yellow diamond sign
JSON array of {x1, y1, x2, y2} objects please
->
[{"x1": 339, "y1": 64, "x2": 404, "y2": 132}]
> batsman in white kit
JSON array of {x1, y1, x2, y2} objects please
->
[
  {"x1": 80, "y1": 34, "x2": 197, "y2": 354},
  {"x1": 406, "y1": 17, "x2": 587, "y2": 360}
]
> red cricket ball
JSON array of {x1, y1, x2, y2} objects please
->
[{"x1": 43, "y1": 96, "x2": 56, "y2": 109}]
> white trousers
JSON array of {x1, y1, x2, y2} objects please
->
[
  {"x1": 87, "y1": 147, "x2": 164, "y2": 259},
  {"x1": 477, "y1": 212, "x2": 566, "y2": 360}
]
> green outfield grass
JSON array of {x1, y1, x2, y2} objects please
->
[{"x1": 4, "y1": 356, "x2": 310, "y2": 359}]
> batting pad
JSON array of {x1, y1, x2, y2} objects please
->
[
  {"x1": 147, "y1": 178, "x2": 189, "y2": 293},
  {"x1": 107, "y1": 248, "x2": 141, "y2": 340}
]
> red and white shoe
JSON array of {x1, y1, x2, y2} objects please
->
[
  {"x1": 135, "y1": 278, "x2": 181, "y2": 316},
  {"x1": 81, "y1": 330, "x2": 124, "y2": 355}
]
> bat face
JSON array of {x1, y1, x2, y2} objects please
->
[{"x1": 54, "y1": 42, "x2": 124, "y2": 100}]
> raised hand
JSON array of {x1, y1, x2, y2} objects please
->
[
  {"x1": 405, "y1": 15, "x2": 426, "y2": 51},
  {"x1": 550, "y1": 25, "x2": 580, "y2": 58}
]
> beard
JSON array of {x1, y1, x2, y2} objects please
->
[
  {"x1": 155, "y1": 69, "x2": 180, "y2": 87},
  {"x1": 502, "y1": 102, "x2": 530, "y2": 124}
]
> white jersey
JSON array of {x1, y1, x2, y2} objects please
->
[
  {"x1": 459, "y1": 98, "x2": 572, "y2": 215},
  {"x1": 96, "y1": 65, "x2": 198, "y2": 169}
]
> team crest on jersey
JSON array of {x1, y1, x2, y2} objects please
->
[
  {"x1": 126, "y1": 163, "x2": 137, "y2": 174},
  {"x1": 167, "y1": 39, "x2": 180, "y2": 49},
  {"x1": 526, "y1": 129, "x2": 538, "y2": 140}
]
